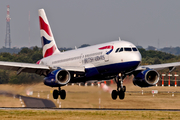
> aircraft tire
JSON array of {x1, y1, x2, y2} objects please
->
[
  {"x1": 123, "y1": 86, "x2": 126, "y2": 92},
  {"x1": 60, "y1": 89, "x2": 66, "y2": 100},
  {"x1": 119, "y1": 90, "x2": 125, "y2": 100},
  {"x1": 53, "y1": 89, "x2": 59, "y2": 99},
  {"x1": 111, "y1": 90, "x2": 117, "y2": 100}
]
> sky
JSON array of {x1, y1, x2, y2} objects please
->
[{"x1": 0, "y1": 0, "x2": 180, "y2": 48}]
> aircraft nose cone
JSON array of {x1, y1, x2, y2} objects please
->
[
  {"x1": 134, "y1": 52, "x2": 142, "y2": 62},
  {"x1": 130, "y1": 52, "x2": 142, "y2": 68},
  {"x1": 129, "y1": 52, "x2": 142, "y2": 62}
]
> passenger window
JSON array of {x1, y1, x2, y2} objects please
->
[
  {"x1": 115, "y1": 48, "x2": 120, "y2": 53},
  {"x1": 132, "y1": 47, "x2": 138, "y2": 51},
  {"x1": 124, "y1": 48, "x2": 132, "y2": 51},
  {"x1": 119, "y1": 48, "x2": 123, "y2": 52}
]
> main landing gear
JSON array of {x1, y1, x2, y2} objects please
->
[
  {"x1": 111, "y1": 73, "x2": 126, "y2": 100},
  {"x1": 53, "y1": 86, "x2": 66, "y2": 100}
]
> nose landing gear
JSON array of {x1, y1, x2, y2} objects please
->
[{"x1": 111, "y1": 73, "x2": 126, "y2": 100}]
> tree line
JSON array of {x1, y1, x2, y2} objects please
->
[{"x1": 0, "y1": 46, "x2": 179, "y2": 84}]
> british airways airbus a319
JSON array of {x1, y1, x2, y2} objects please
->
[{"x1": 0, "y1": 9, "x2": 180, "y2": 100}]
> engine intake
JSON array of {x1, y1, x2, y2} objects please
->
[
  {"x1": 44, "y1": 68, "x2": 71, "y2": 87},
  {"x1": 145, "y1": 70, "x2": 159, "y2": 84},
  {"x1": 133, "y1": 69, "x2": 159, "y2": 87},
  {"x1": 56, "y1": 70, "x2": 71, "y2": 85}
]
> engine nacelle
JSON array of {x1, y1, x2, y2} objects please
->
[
  {"x1": 133, "y1": 69, "x2": 159, "y2": 87},
  {"x1": 44, "y1": 68, "x2": 71, "y2": 87}
]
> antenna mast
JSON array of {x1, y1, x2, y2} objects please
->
[
  {"x1": 29, "y1": 11, "x2": 30, "y2": 48},
  {"x1": 5, "y1": 5, "x2": 11, "y2": 48}
]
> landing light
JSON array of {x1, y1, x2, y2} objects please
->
[{"x1": 74, "y1": 74, "x2": 76, "y2": 77}]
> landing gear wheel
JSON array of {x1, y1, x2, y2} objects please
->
[
  {"x1": 111, "y1": 73, "x2": 126, "y2": 100},
  {"x1": 119, "y1": 90, "x2": 125, "y2": 100},
  {"x1": 53, "y1": 87, "x2": 67, "y2": 100},
  {"x1": 123, "y1": 86, "x2": 126, "y2": 92},
  {"x1": 60, "y1": 89, "x2": 66, "y2": 100},
  {"x1": 53, "y1": 89, "x2": 58, "y2": 99},
  {"x1": 111, "y1": 90, "x2": 117, "y2": 100}
]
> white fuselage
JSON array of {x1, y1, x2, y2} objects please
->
[{"x1": 40, "y1": 40, "x2": 142, "y2": 76}]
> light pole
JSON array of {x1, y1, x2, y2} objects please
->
[
  {"x1": 168, "y1": 73, "x2": 172, "y2": 87},
  {"x1": 174, "y1": 73, "x2": 179, "y2": 87},
  {"x1": 162, "y1": 73, "x2": 166, "y2": 86}
]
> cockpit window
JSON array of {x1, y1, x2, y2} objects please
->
[
  {"x1": 124, "y1": 48, "x2": 132, "y2": 51},
  {"x1": 132, "y1": 47, "x2": 138, "y2": 51},
  {"x1": 119, "y1": 48, "x2": 123, "y2": 52},
  {"x1": 115, "y1": 47, "x2": 138, "y2": 53},
  {"x1": 115, "y1": 48, "x2": 120, "y2": 53}
]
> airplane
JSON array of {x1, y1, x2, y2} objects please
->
[{"x1": 0, "y1": 9, "x2": 180, "y2": 100}]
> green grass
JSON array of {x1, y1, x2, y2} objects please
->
[{"x1": 0, "y1": 110, "x2": 179, "y2": 120}]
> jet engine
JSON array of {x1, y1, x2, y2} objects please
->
[
  {"x1": 44, "y1": 68, "x2": 71, "y2": 87},
  {"x1": 133, "y1": 69, "x2": 159, "y2": 87}
]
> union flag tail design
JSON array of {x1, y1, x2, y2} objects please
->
[{"x1": 38, "y1": 9, "x2": 60, "y2": 58}]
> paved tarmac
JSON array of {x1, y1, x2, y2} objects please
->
[
  {"x1": 16, "y1": 95, "x2": 56, "y2": 108},
  {"x1": 0, "y1": 91, "x2": 56, "y2": 108}
]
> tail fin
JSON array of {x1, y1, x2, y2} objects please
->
[{"x1": 38, "y1": 9, "x2": 60, "y2": 58}]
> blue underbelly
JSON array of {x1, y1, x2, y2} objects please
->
[{"x1": 95, "y1": 61, "x2": 140, "y2": 74}]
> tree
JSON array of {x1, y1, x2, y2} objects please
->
[
  {"x1": 147, "y1": 46, "x2": 156, "y2": 51},
  {"x1": 18, "y1": 47, "x2": 32, "y2": 54},
  {"x1": 153, "y1": 58, "x2": 161, "y2": 64},
  {"x1": 78, "y1": 44, "x2": 90, "y2": 48},
  {"x1": 0, "y1": 71, "x2": 9, "y2": 84}
]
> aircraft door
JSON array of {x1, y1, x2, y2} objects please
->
[
  {"x1": 79, "y1": 54, "x2": 84, "y2": 65},
  {"x1": 104, "y1": 51, "x2": 109, "y2": 62}
]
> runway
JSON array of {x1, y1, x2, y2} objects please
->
[
  {"x1": 0, "y1": 90, "x2": 56, "y2": 108},
  {"x1": 0, "y1": 107, "x2": 180, "y2": 111},
  {"x1": 16, "y1": 95, "x2": 56, "y2": 108}
]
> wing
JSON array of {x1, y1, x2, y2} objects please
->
[
  {"x1": 136, "y1": 62, "x2": 180, "y2": 72},
  {"x1": 0, "y1": 61, "x2": 50, "y2": 76},
  {"x1": 0, "y1": 61, "x2": 85, "y2": 76}
]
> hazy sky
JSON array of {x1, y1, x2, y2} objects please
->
[{"x1": 0, "y1": 0, "x2": 180, "y2": 48}]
